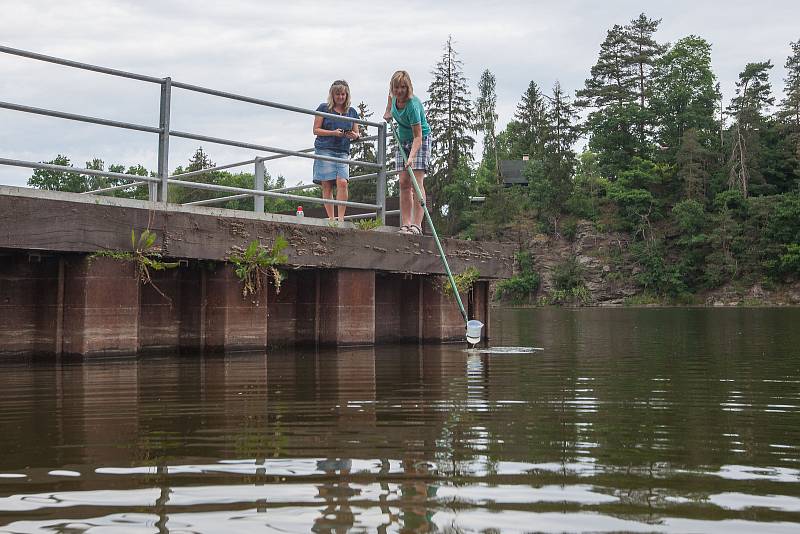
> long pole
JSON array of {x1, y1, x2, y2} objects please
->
[{"x1": 389, "y1": 122, "x2": 468, "y2": 324}]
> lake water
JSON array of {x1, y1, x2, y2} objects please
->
[{"x1": 1, "y1": 308, "x2": 799, "y2": 533}]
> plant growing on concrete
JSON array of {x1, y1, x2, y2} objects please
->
[
  {"x1": 495, "y1": 251, "x2": 540, "y2": 304},
  {"x1": 443, "y1": 266, "x2": 480, "y2": 297},
  {"x1": 354, "y1": 218, "x2": 381, "y2": 230},
  {"x1": 228, "y1": 236, "x2": 288, "y2": 298},
  {"x1": 90, "y1": 229, "x2": 179, "y2": 301}
]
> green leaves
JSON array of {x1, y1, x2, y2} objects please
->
[{"x1": 228, "y1": 237, "x2": 288, "y2": 298}]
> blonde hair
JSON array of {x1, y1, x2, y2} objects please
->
[
  {"x1": 326, "y1": 80, "x2": 351, "y2": 112},
  {"x1": 389, "y1": 70, "x2": 414, "y2": 99}
]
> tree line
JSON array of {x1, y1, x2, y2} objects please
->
[{"x1": 422, "y1": 18, "x2": 799, "y2": 299}]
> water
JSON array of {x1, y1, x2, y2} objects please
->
[{"x1": 1, "y1": 307, "x2": 799, "y2": 533}]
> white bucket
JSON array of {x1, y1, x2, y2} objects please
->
[{"x1": 466, "y1": 320, "x2": 484, "y2": 345}]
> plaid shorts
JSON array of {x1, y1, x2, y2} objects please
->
[{"x1": 395, "y1": 135, "x2": 431, "y2": 172}]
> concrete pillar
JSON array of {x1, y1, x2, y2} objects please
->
[
  {"x1": 0, "y1": 254, "x2": 61, "y2": 356},
  {"x1": 375, "y1": 273, "x2": 422, "y2": 343},
  {"x1": 295, "y1": 270, "x2": 320, "y2": 346},
  {"x1": 62, "y1": 256, "x2": 140, "y2": 357},
  {"x1": 319, "y1": 269, "x2": 375, "y2": 346},
  {"x1": 267, "y1": 270, "x2": 298, "y2": 347},
  {"x1": 178, "y1": 268, "x2": 205, "y2": 352},
  {"x1": 203, "y1": 264, "x2": 268, "y2": 351},
  {"x1": 470, "y1": 281, "x2": 491, "y2": 341},
  {"x1": 138, "y1": 269, "x2": 181, "y2": 353},
  {"x1": 421, "y1": 276, "x2": 465, "y2": 343}
]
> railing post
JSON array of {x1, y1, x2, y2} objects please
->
[
  {"x1": 157, "y1": 77, "x2": 172, "y2": 202},
  {"x1": 376, "y1": 122, "x2": 387, "y2": 224},
  {"x1": 254, "y1": 158, "x2": 265, "y2": 213}
]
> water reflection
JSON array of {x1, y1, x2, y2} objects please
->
[{"x1": 0, "y1": 308, "x2": 799, "y2": 532}]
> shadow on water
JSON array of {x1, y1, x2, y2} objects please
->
[{"x1": 1, "y1": 308, "x2": 799, "y2": 532}]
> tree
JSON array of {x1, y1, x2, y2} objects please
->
[
  {"x1": 625, "y1": 13, "x2": 667, "y2": 149},
  {"x1": 474, "y1": 69, "x2": 499, "y2": 183},
  {"x1": 651, "y1": 36, "x2": 720, "y2": 156},
  {"x1": 726, "y1": 61, "x2": 774, "y2": 197},
  {"x1": 576, "y1": 24, "x2": 638, "y2": 177},
  {"x1": 169, "y1": 146, "x2": 219, "y2": 204},
  {"x1": 426, "y1": 36, "x2": 476, "y2": 217},
  {"x1": 676, "y1": 128, "x2": 713, "y2": 201},
  {"x1": 510, "y1": 81, "x2": 549, "y2": 160},
  {"x1": 778, "y1": 39, "x2": 800, "y2": 179},
  {"x1": 28, "y1": 155, "x2": 86, "y2": 192},
  {"x1": 576, "y1": 15, "x2": 665, "y2": 177}
]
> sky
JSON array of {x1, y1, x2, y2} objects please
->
[{"x1": 1, "y1": 0, "x2": 798, "y2": 190}]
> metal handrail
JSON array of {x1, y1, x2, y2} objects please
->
[
  {"x1": 0, "y1": 157, "x2": 160, "y2": 183},
  {"x1": 165, "y1": 178, "x2": 377, "y2": 210},
  {"x1": 0, "y1": 45, "x2": 390, "y2": 222},
  {"x1": 183, "y1": 169, "x2": 400, "y2": 206}
]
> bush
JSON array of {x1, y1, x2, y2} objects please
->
[
  {"x1": 494, "y1": 251, "x2": 540, "y2": 304},
  {"x1": 552, "y1": 256, "x2": 584, "y2": 291},
  {"x1": 631, "y1": 240, "x2": 687, "y2": 298}
]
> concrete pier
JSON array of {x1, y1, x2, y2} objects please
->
[{"x1": 0, "y1": 187, "x2": 512, "y2": 357}]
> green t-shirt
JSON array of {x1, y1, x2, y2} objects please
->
[{"x1": 391, "y1": 96, "x2": 430, "y2": 142}]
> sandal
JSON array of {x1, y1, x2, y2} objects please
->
[
  {"x1": 399, "y1": 224, "x2": 412, "y2": 234},
  {"x1": 408, "y1": 224, "x2": 423, "y2": 236}
]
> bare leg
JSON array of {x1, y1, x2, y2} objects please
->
[
  {"x1": 335, "y1": 177, "x2": 348, "y2": 222},
  {"x1": 398, "y1": 169, "x2": 413, "y2": 227},
  {"x1": 411, "y1": 170, "x2": 426, "y2": 227},
  {"x1": 321, "y1": 181, "x2": 335, "y2": 220}
]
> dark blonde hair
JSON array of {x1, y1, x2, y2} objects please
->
[
  {"x1": 326, "y1": 80, "x2": 351, "y2": 112},
  {"x1": 390, "y1": 70, "x2": 414, "y2": 99}
]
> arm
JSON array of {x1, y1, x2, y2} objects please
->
[
  {"x1": 383, "y1": 94, "x2": 393, "y2": 121},
  {"x1": 313, "y1": 115, "x2": 344, "y2": 137},
  {"x1": 407, "y1": 123, "x2": 423, "y2": 162}
]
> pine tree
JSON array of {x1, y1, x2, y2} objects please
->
[
  {"x1": 576, "y1": 24, "x2": 638, "y2": 177},
  {"x1": 475, "y1": 69, "x2": 499, "y2": 183},
  {"x1": 778, "y1": 40, "x2": 800, "y2": 161},
  {"x1": 425, "y1": 36, "x2": 475, "y2": 215},
  {"x1": 726, "y1": 61, "x2": 774, "y2": 197},
  {"x1": 625, "y1": 13, "x2": 667, "y2": 149},
  {"x1": 511, "y1": 81, "x2": 549, "y2": 160},
  {"x1": 676, "y1": 128, "x2": 712, "y2": 201}
]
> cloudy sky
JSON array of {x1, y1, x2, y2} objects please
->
[{"x1": 1, "y1": 0, "x2": 798, "y2": 190}]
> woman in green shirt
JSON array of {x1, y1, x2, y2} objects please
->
[{"x1": 383, "y1": 70, "x2": 431, "y2": 235}]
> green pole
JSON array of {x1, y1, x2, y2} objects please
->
[{"x1": 389, "y1": 121, "x2": 468, "y2": 324}]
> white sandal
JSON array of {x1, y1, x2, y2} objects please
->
[
  {"x1": 408, "y1": 224, "x2": 423, "y2": 235},
  {"x1": 399, "y1": 224, "x2": 412, "y2": 234}
]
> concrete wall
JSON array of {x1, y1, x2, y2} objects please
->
[{"x1": 0, "y1": 253, "x2": 487, "y2": 357}]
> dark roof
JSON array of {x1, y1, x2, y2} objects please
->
[{"x1": 499, "y1": 160, "x2": 528, "y2": 185}]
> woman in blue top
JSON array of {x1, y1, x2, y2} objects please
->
[
  {"x1": 313, "y1": 80, "x2": 360, "y2": 222},
  {"x1": 383, "y1": 70, "x2": 431, "y2": 235}
]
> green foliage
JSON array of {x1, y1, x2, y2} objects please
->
[
  {"x1": 552, "y1": 256, "x2": 585, "y2": 291},
  {"x1": 631, "y1": 240, "x2": 687, "y2": 298},
  {"x1": 494, "y1": 251, "x2": 540, "y2": 304},
  {"x1": 228, "y1": 237, "x2": 289, "y2": 298},
  {"x1": 672, "y1": 199, "x2": 706, "y2": 233},
  {"x1": 90, "y1": 229, "x2": 179, "y2": 302},
  {"x1": 354, "y1": 218, "x2": 381, "y2": 230},
  {"x1": 443, "y1": 267, "x2": 480, "y2": 297},
  {"x1": 779, "y1": 243, "x2": 800, "y2": 275}
]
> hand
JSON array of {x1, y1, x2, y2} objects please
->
[
  {"x1": 345, "y1": 131, "x2": 359, "y2": 140},
  {"x1": 335, "y1": 129, "x2": 344, "y2": 137},
  {"x1": 383, "y1": 111, "x2": 392, "y2": 121}
]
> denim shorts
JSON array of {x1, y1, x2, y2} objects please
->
[{"x1": 313, "y1": 148, "x2": 350, "y2": 184}]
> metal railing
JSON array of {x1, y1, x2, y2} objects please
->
[{"x1": 0, "y1": 45, "x2": 391, "y2": 222}]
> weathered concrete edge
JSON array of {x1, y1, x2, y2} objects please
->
[{"x1": 0, "y1": 186, "x2": 516, "y2": 278}]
